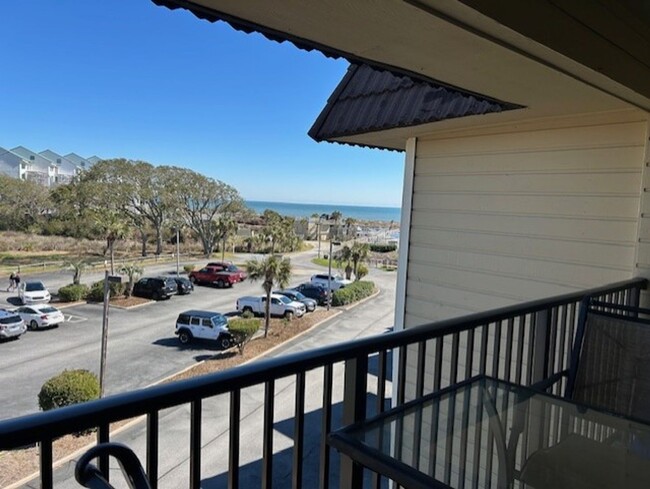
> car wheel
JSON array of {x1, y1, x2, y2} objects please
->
[
  {"x1": 179, "y1": 330, "x2": 192, "y2": 344},
  {"x1": 243, "y1": 306, "x2": 253, "y2": 315},
  {"x1": 284, "y1": 310, "x2": 294, "y2": 320},
  {"x1": 152, "y1": 292, "x2": 160, "y2": 301},
  {"x1": 219, "y1": 336, "x2": 231, "y2": 349},
  {"x1": 29, "y1": 320, "x2": 39, "y2": 330},
  {"x1": 216, "y1": 280, "x2": 225, "y2": 288}
]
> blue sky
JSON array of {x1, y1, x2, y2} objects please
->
[{"x1": 0, "y1": 0, "x2": 404, "y2": 207}]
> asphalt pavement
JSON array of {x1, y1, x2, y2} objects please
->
[{"x1": 8, "y1": 249, "x2": 397, "y2": 488}]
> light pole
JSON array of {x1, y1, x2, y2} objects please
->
[
  {"x1": 175, "y1": 227, "x2": 180, "y2": 276},
  {"x1": 327, "y1": 233, "x2": 333, "y2": 311}
]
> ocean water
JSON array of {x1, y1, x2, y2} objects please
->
[{"x1": 245, "y1": 200, "x2": 401, "y2": 223}]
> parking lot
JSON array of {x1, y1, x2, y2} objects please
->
[{"x1": 0, "y1": 257, "x2": 319, "y2": 420}]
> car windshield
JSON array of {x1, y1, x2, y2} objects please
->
[
  {"x1": 278, "y1": 296, "x2": 291, "y2": 304},
  {"x1": 293, "y1": 291, "x2": 306, "y2": 300},
  {"x1": 38, "y1": 307, "x2": 58, "y2": 313},
  {"x1": 25, "y1": 282, "x2": 45, "y2": 292}
]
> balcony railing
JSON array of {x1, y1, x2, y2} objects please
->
[{"x1": 0, "y1": 278, "x2": 645, "y2": 489}]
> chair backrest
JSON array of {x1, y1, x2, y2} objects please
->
[{"x1": 568, "y1": 300, "x2": 650, "y2": 423}]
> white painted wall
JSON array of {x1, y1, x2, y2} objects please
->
[{"x1": 404, "y1": 111, "x2": 649, "y2": 329}]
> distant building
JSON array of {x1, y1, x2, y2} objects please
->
[
  {"x1": 64, "y1": 152, "x2": 93, "y2": 171},
  {"x1": 0, "y1": 145, "x2": 102, "y2": 187},
  {"x1": 10, "y1": 146, "x2": 55, "y2": 186},
  {"x1": 0, "y1": 146, "x2": 27, "y2": 180},
  {"x1": 39, "y1": 150, "x2": 80, "y2": 185}
]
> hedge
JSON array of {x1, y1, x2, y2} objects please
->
[
  {"x1": 57, "y1": 283, "x2": 89, "y2": 302},
  {"x1": 38, "y1": 369, "x2": 100, "y2": 412},
  {"x1": 87, "y1": 279, "x2": 126, "y2": 302},
  {"x1": 332, "y1": 280, "x2": 375, "y2": 306},
  {"x1": 369, "y1": 244, "x2": 397, "y2": 253},
  {"x1": 229, "y1": 317, "x2": 261, "y2": 354}
]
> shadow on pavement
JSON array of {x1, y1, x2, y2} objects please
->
[{"x1": 200, "y1": 392, "x2": 391, "y2": 489}]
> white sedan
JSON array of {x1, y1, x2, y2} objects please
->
[
  {"x1": 18, "y1": 281, "x2": 51, "y2": 305},
  {"x1": 14, "y1": 305, "x2": 64, "y2": 330}
]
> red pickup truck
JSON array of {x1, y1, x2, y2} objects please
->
[
  {"x1": 188, "y1": 266, "x2": 239, "y2": 288},
  {"x1": 206, "y1": 262, "x2": 247, "y2": 282}
]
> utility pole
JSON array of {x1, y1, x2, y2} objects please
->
[
  {"x1": 327, "y1": 236, "x2": 333, "y2": 311},
  {"x1": 176, "y1": 227, "x2": 180, "y2": 276},
  {"x1": 99, "y1": 271, "x2": 121, "y2": 398}
]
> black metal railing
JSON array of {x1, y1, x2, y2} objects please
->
[{"x1": 0, "y1": 278, "x2": 645, "y2": 489}]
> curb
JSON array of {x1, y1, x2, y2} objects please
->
[
  {"x1": 108, "y1": 300, "x2": 155, "y2": 311},
  {"x1": 5, "y1": 290, "x2": 375, "y2": 488}
]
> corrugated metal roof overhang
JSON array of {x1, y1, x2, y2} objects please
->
[{"x1": 152, "y1": 0, "x2": 650, "y2": 119}]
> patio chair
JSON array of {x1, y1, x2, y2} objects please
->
[
  {"x1": 513, "y1": 299, "x2": 650, "y2": 488},
  {"x1": 75, "y1": 442, "x2": 153, "y2": 489}
]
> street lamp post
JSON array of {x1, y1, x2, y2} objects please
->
[
  {"x1": 175, "y1": 227, "x2": 180, "y2": 276},
  {"x1": 327, "y1": 235, "x2": 333, "y2": 311}
]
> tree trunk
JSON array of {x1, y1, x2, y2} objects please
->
[
  {"x1": 155, "y1": 227, "x2": 163, "y2": 255},
  {"x1": 73, "y1": 269, "x2": 80, "y2": 285},
  {"x1": 140, "y1": 229, "x2": 148, "y2": 257},
  {"x1": 264, "y1": 289, "x2": 271, "y2": 337},
  {"x1": 222, "y1": 237, "x2": 226, "y2": 261}
]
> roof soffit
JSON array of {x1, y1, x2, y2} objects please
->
[{"x1": 154, "y1": 0, "x2": 649, "y2": 116}]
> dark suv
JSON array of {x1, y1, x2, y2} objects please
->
[
  {"x1": 293, "y1": 283, "x2": 330, "y2": 306},
  {"x1": 132, "y1": 277, "x2": 178, "y2": 300}
]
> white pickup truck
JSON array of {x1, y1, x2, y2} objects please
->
[{"x1": 236, "y1": 294, "x2": 306, "y2": 318}]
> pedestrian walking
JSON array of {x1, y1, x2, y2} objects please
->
[
  {"x1": 14, "y1": 272, "x2": 20, "y2": 291},
  {"x1": 7, "y1": 272, "x2": 16, "y2": 292}
]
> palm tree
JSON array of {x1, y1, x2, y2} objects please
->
[
  {"x1": 351, "y1": 242, "x2": 370, "y2": 280},
  {"x1": 120, "y1": 263, "x2": 144, "y2": 297},
  {"x1": 245, "y1": 254, "x2": 292, "y2": 337},
  {"x1": 339, "y1": 245, "x2": 353, "y2": 280},
  {"x1": 95, "y1": 211, "x2": 129, "y2": 275},
  {"x1": 216, "y1": 216, "x2": 238, "y2": 261},
  {"x1": 65, "y1": 259, "x2": 88, "y2": 285}
]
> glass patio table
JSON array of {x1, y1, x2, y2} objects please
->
[{"x1": 328, "y1": 376, "x2": 650, "y2": 489}]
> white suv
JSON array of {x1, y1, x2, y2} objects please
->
[
  {"x1": 310, "y1": 273, "x2": 352, "y2": 291},
  {"x1": 175, "y1": 310, "x2": 232, "y2": 348}
]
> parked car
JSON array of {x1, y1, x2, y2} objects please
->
[
  {"x1": 274, "y1": 289, "x2": 317, "y2": 312},
  {"x1": 236, "y1": 294, "x2": 306, "y2": 318},
  {"x1": 189, "y1": 266, "x2": 239, "y2": 288},
  {"x1": 18, "y1": 281, "x2": 51, "y2": 305},
  {"x1": 132, "y1": 277, "x2": 178, "y2": 300},
  {"x1": 0, "y1": 310, "x2": 26, "y2": 340},
  {"x1": 310, "y1": 273, "x2": 352, "y2": 291},
  {"x1": 14, "y1": 304, "x2": 65, "y2": 330},
  {"x1": 293, "y1": 283, "x2": 330, "y2": 306},
  {"x1": 207, "y1": 262, "x2": 247, "y2": 282},
  {"x1": 175, "y1": 310, "x2": 232, "y2": 348},
  {"x1": 173, "y1": 276, "x2": 194, "y2": 295}
]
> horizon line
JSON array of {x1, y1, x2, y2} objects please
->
[{"x1": 245, "y1": 198, "x2": 401, "y2": 209}]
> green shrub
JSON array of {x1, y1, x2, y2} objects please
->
[
  {"x1": 87, "y1": 279, "x2": 126, "y2": 302},
  {"x1": 229, "y1": 318, "x2": 261, "y2": 354},
  {"x1": 38, "y1": 369, "x2": 100, "y2": 412},
  {"x1": 355, "y1": 263, "x2": 369, "y2": 280},
  {"x1": 369, "y1": 244, "x2": 397, "y2": 253},
  {"x1": 332, "y1": 281, "x2": 375, "y2": 306},
  {"x1": 57, "y1": 283, "x2": 89, "y2": 302},
  {"x1": 183, "y1": 264, "x2": 195, "y2": 273}
]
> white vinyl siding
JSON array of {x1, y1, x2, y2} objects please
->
[{"x1": 404, "y1": 118, "x2": 647, "y2": 328}]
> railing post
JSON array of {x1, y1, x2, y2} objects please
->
[
  {"x1": 339, "y1": 355, "x2": 368, "y2": 489},
  {"x1": 531, "y1": 310, "x2": 551, "y2": 384}
]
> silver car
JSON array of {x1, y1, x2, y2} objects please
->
[{"x1": 0, "y1": 310, "x2": 27, "y2": 340}]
